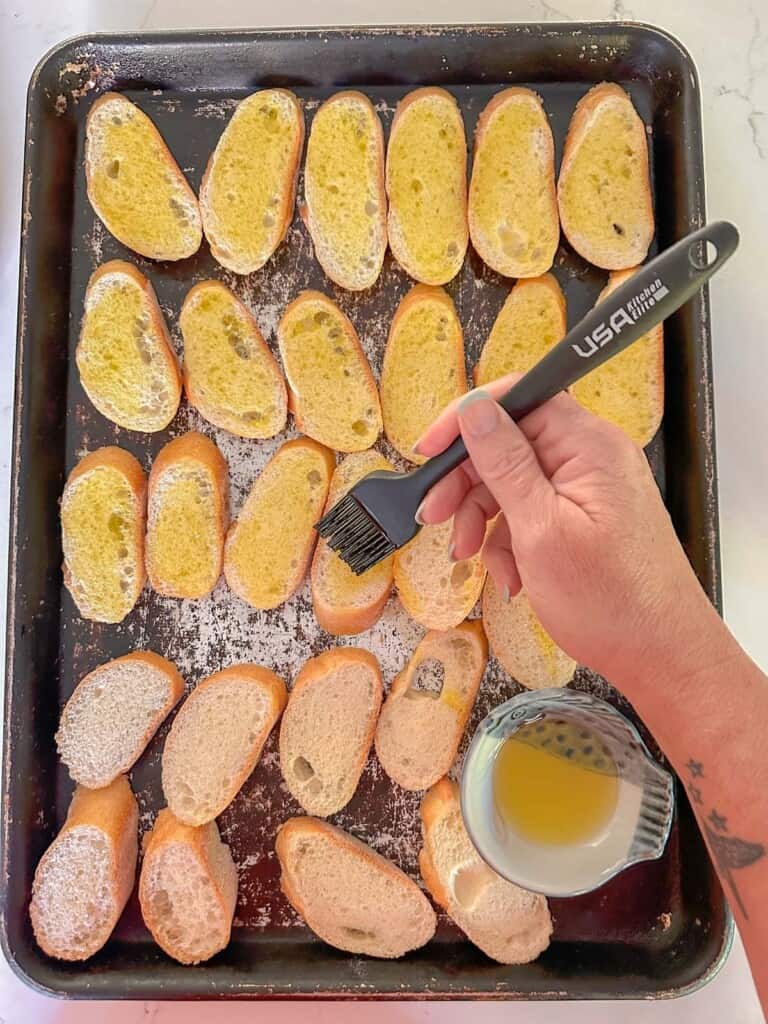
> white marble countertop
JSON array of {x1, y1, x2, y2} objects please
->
[{"x1": 0, "y1": 0, "x2": 766, "y2": 1020}]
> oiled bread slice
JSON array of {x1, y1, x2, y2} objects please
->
[
  {"x1": 224, "y1": 438, "x2": 334, "y2": 610},
  {"x1": 139, "y1": 809, "x2": 237, "y2": 965},
  {"x1": 475, "y1": 274, "x2": 566, "y2": 386},
  {"x1": 482, "y1": 578, "x2": 576, "y2": 689},
  {"x1": 280, "y1": 648, "x2": 382, "y2": 816},
  {"x1": 557, "y1": 83, "x2": 654, "y2": 269},
  {"x1": 146, "y1": 432, "x2": 229, "y2": 599},
  {"x1": 61, "y1": 446, "x2": 147, "y2": 623},
  {"x1": 381, "y1": 285, "x2": 467, "y2": 463},
  {"x1": 386, "y1": 87, "x2": 468, "y2": 284},
  {"x1": 419, "y1": 778, "x2": 552, "y2": 964},
  {"x1": 77, "y1": 261, "x2": 182, "y2": 432},
  {"x1": 278, "y1": 291, "x2": 382, "y2": 452},
  {"x1": 304, "y1": 91, "x2": 387, "y2": 290},
  {"x1": 570, "y1": 268, "x2": 663, "y2": 445},
  {"x1": 394, "y1": 518, "x2": 486, "y2": 630},
  {"x1": 85, "y1": 92, "x2": 201, "y2": 261},
  {"x1": 469, "y1": 88, "x2": 559, "y2": 278},
  {"x1": 162, "y1": 664, "x2": 287, "y2": 825},
  {"x1": 56, "y1": 651, "x2": 184, "y2": 789},
  {"x1": 200, "y1": 89, "x2": 304, "y2": 274},
  {"x1": 276, "y1": 817, "x2": 436, "y2": 958},
  {"x1": 30, "y1": 776, "x2": 138, "y2": 961},
  {"x1": 375, "y1": 621, "x2": 487, "y2": 791},
  {"x1": 311, "y1": 451, "x2": 395, "y2": 635},
  {"x1": 181, "y1": 280, "x2": 287, "y2": 439}
]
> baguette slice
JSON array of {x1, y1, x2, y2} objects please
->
[
  {"x1": 276, "y1": 817, "x2": 436, "y2": 958},
  {"x1": 56, "y1": 651, "x2": 184, "y2": 789},
  {"x1": 61, "y1": 446, "x2": 147, "y2": 623},
  {"x1": 85, "y1": 92, "x2": 202, "y2": 261},
  {"x1": 375, "y1": 621, "x2": 487, "y2": 791},
  {"x1": 468, "y1": 88, "x2": 559, "y2": 278},
  {"x1": 482, "y1": 578, "x2": 576, "y2": 689},
  {"x1": 200, "y1": 89, "x2": 304, "y2": 274},
  {"x1": 139, "y1": 809, "x2": 237, "y2": 964},
  {"x1": 381, "y1": 285, "x2": 467, "y2": 463},
  {"x1": 30, "y1": 777, "x2": 138, "y2": 961},
  {"x1": 224, "y1": 438, "x2": 334, "y2": 610},
  {"x1": 280, "y1": 648, "x2": 382, "y2": 816},
  {"x1": 475, "y1": 274, "x2": 566, "y2": 386},
  {"x1": 162, "y1": 664, "x2": 287, "y2": 825},
  {"x1": 311, "y1": 451, "x2": 395, "y2": 635},
  {"x1": 277, "y1": 291, "x2": 382, "y2": 452},
  {"x1": 570, "y1": 268, "x2": 664, "y2": 445},
  {"x1": 419, "y1": 778, "x2": 552, "y2": 964},
  {"x1": 77, "y1": 260, "x2": 182, "y2": 432},
  {"x1": 303, "y1": 91, "x2": 387, "y2": 290},
  {"x1": 386, "y1": 87, "x2": 468, "y2": 284},
  {"x1": 394, "y1": 518, "x2": 485, "y2": 630},
  {"x1": 180, "y1": 280, "x2": 288, "y2": 439},
  {"x1": 557, "y1": 83, "x2": 654, "y2": 269},
  {"x1": 146, "y1": 432, "x2": 229, "y2": 599}
]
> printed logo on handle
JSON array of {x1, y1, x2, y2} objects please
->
[{"x1": 572, "y1": 279, "x2": 670, "y2": 358}]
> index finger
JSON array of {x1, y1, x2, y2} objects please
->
[{"x1": 415, "y1": 374, "x2": 523, "y2": 458}]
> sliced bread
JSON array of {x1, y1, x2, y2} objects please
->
[
  {"x1": 85, "y1": 92, "x2": 201, "y2": 261},
  {"x1": 570, "y1": 267, "x2": 664, "y2": 445},
  {"x1": 419, "y1": 778, "x2": 553, "y2": 964},
  {"x1": 139, "y1": 809, "x2": 237, "y2": 964},
  {"x1": 280, "y1": 648, "x2": 382, "y2": 816},
  {"x1": 56, "y1": 651, "x2": 184, "y2": 789},
  {"x1": 303, "y1": 91, "x2": 387, "y2": 290},
  {"x1": 374, "y1": 621, "x2": 487, "y2": 792},
  {"x1": 146, "y1": 431, "x2": 229, "y2": 599},
  {"x1": 180, "y1": 280, "x2": 287, "y2": 439},
  {"x1": 381, "y1": 284, "x2": 467, "y2": 463},
  {"x1": 29, "y1": 776, "x2": 138, "y2": 961},
  {"x1": 77, "y1": 260, "x2": 182, "y2": 432},
  {"x1": 386, "y1": 87, "x2": 468, "y2": 284},
  {"x1": 557, "y1": 83, "x2": 654, "y2": 269},
  {"x1": 61, "y1": 446, "x2": 147, "y2": 623},
  {"x1": 162, "y1": 664, "x2": 287, "y2": 825},
  {"x1": 200, "y1": 89, "x2": 304, "y2": 274},
  {"x1": 482, "y1": 578, "x2": 576, "y2": 688},
  {"x1": 276, "y1": 817, "x2": 436, "y2": 958},
  {"x1": 224, "y1": 437, "x2": 334, "y2": 610},
  {"x1": 468, "y1": 88, "x2": 559, "y2": 278}
]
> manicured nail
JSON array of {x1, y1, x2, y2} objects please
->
[
  {"x1": 458, "y1": 389, "x2": 498, "y2": 437},
  {"x1": 448, "y1": 542, "x2": 458, "y2": 563},
  {"x1": 412, "y1": 440, "x2": 424, "y2": 457},
  {"x1": 414, "y1": 499, "x2": 428, "y2": 525},
  {"x1": 501, "y1": 584, "x2": 511, "y2": 603}
]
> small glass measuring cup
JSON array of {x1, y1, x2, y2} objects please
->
[{"x1": 460, "y1": 689, "x2": 674, "y2": 897}]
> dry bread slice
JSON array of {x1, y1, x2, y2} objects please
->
[
  {"x1": 303, "y1": 91, "x2": 387, "y2": 290},
  {"x1": 570, "y1": 267, "x2": 664, "y2": 445},
  {"x1": 557, "y1": 83, "x2": 654, "y2": 269},
  {"x1": 162, "y1": 664, "x2": 287, "y2": 825},
  {"x1": 61, "y1": 446, "x2": 147, "y2": 623},
  {"x1": 276, "y1": 817, "x2": 436, "y2": 958},
  {"x1": 30, "y1": 776, "x2": 138, "y2": 961},
  {"x1": 85, "y1": 92, "x2": 201, "y2": 261},
  {"x1": 475, "y1": 274, "x2": 566, "y2": 386},
  {"x1": 468, "y1": 88, "x2": 559, "y2": 278},
  {"x1": 200, "y1": 89, "x2": 304, "y2": 274},
  {"x1": 139, "y1": 809, "x2": 237, "y2": 964},
  {"x1": 180, "y1": 280, "x2": 287, "y2": 439},
  {"x1": 419, "y1": 778, "x2": 553, "y2": 964},
  {"x1": 375, "y1": 621, "x2": 487, "y2": 791},
  {"x1": 386, "y1": 87, "x2": 468, "y2": 284},
  {"x1": 224, "y1": 437, "x2": 334, "y2": 610},
  {"x1": 56, "y1": 651, "x2": 184, "y2": 789},
  {"x1": 77, "y1": 260, "x2": 182, "y2": 432},
  {"x1": 381, "y1": 285, "x2": 467, "y2": 463},
  {"x1": 146, "y1": 432, "x2": 229, "y2": 599},
  {"x1": 482, "y1": 578, "x2": 576, "y2": 689},
  {"x1": 280, "y1": 648, "x2": 382, "y2": 816}
]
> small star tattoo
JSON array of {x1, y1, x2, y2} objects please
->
[
  {"x1": 689, "y1": 785, "x2": 703, "y2": 804},
  {"x1": 686, "y1": 759, "x2": 704, "y2": 778},
  {"x1": 708, "y1": 809, "x2": 728, "y2": 832}
]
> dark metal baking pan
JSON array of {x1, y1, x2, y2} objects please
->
[{"x1": 2, "y1": 23, "x2": 730, "y2": 1000}]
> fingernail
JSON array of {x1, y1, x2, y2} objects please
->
[
  {"x1": 414, "y1": 499, "x2": 428, "y2": 525},
  {"x1": 448, "y1": 542, "x2": 458, "y2": 563},
  {"x1": 411, "y1": 439, "x2": 423, "y2": 457},
  {"x1": 458, "y1": 390, "x2": 498, "y2": 437},
  {"x1": 501, "y1": 584, "x2": 511, "y2": 603}
]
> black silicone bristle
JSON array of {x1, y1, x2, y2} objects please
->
[{"x1": 316, "y1": 493, "x2": 396, "y2": 575}]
